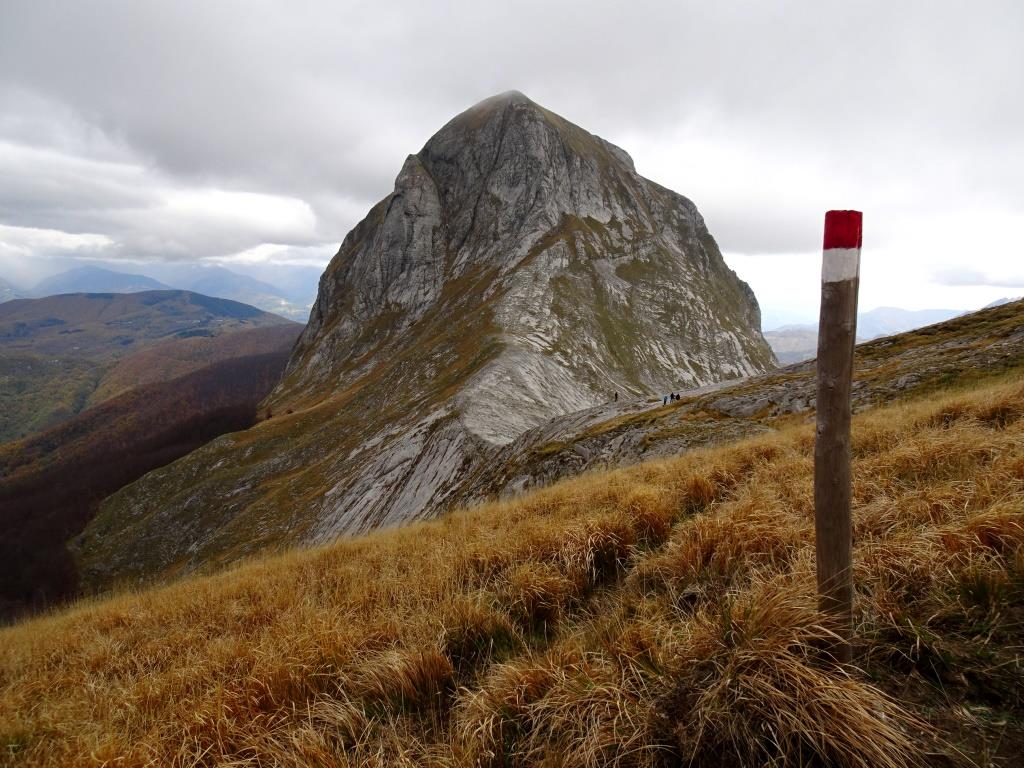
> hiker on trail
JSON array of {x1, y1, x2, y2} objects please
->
[
  {"x1": 614, "y1": 392, "x2": 618, "y2": 402},
  {"x1": 663, "y1": 395, "x2": 668, "y2": 406}
]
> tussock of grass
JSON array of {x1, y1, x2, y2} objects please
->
[
  {"x1": 3, "y1": 377, "x2": 1024, "y2": 765},
  {"x1": 661, "y1": 572, "x2": 933, "y2": 768}
]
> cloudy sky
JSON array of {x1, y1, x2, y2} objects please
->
[{"x1": 1, "y1": 1, "x2": 1021, "y2": 327}]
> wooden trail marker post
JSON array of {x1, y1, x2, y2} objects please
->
[{"x1": 814, "y1": 209, "x2": 862, "y2": 664}]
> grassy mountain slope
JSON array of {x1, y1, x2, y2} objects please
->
[
  {"x1": 76, "y1": 278, "x2": 507, "y2": 584},
  {"x1": 0, "y1": 292, "x2": 297, "y2": 441},
  {"x1": 0, "y1": 351, "x2": 294, "y2": 620},
  {"x1": 1, "y1": 357, "x2": 1022, "y2": 765},
  {"x1": 75, "y1": 300, "x2": 1024, "y2": 594},
  {"x1": 86, "y1": 324, "x2": 301, "y2": 405},
  {"x1": 0, "y1": 291, "x2": 284, "y2": 360},
  {"x1": 0, "y1": 356, "x2": 107, "y2": 442}
]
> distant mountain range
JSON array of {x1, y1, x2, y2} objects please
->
[
  {"x1": 0, "y1": 263, "x2": 320, "y2": 321},
  {"x1": 152, "y1": 265, "x2": 312, "y2": 321},
  {"x1": 984, "y1": 296, "x2": 1023, "y2": 309},
  {"x1": 0, "y1": 277, "x2": 29, "y2": 303},
  {"x1": 32, "y1": 266, "x2": 170, "y2": 295},
  {"x1": 855, "y1": 306, "x2": 965, "y2": 338},
  {"x1": 0, "y1": 289, "x2": 286, "y2": 359},
  {"x1": 764, "y1": 306, "x2": 966, "y2": 364}
]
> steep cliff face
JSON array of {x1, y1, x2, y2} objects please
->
[
  {"x1": 75, "y1": 92, "x2": 774, "y2": 589},
  {"x1": 278, "y1": 92, "x2": 770, "y2": 435}
]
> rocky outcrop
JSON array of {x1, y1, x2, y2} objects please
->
[
  {"x1": 448, "y1": 299, "x2": 1024, "y2": 504},
  {"x1": 279, "y1": 91, "x2": 772, "y2": 427},
  {"x1": 75, "y1": 92, "x2": 774, "y2": 590}
]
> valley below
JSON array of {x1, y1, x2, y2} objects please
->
[{"x1": 0, "y1": 292, "x2": 301, "y2": 618}]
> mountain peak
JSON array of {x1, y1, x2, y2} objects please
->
[
  {"x1": 476, "y1": 89, "x2": 534, "y2": 107},
  {"x1": 449, "y1": 89, "x2": 538, "y2": 124},
  {"x1": 422, "y1": 91, "x2": 634, "y2": 173},
  {"x1": 82, "y1": 94, "x2": 776, "y2": 585},
  {"x1": 289, "y1": 93, "x2": 771, "y2": 412}
]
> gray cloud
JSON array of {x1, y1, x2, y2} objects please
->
[{"x1": 0, "y1": 0, "x2": 1021, "y2": 308}]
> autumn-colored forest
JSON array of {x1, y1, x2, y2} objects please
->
[{"x1": 0, "y1": 351, "x2": 291, "y2": 620}]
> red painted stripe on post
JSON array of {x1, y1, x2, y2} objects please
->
[{"x1": 823, "y1": 210, "x2": 863, "y2": 250}]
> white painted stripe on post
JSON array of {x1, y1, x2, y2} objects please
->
[{"x1": 821, "y1": 247, "x2": 861, "y2": 283}]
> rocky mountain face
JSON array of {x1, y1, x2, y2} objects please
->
[
  {"x1": 448, "y1": 298, "x2": 1024, "y2": 505},
  {"x1": 75, "y1": 92, "x2": 774, "y2": 590}
]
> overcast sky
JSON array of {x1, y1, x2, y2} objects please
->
[{"x1": 1, "y1": 1, "x2": 1022, "y2": 327}]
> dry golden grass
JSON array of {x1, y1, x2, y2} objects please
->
[{"x1": 2, "y1": 374, "x2": 1024, "y2": 766}]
